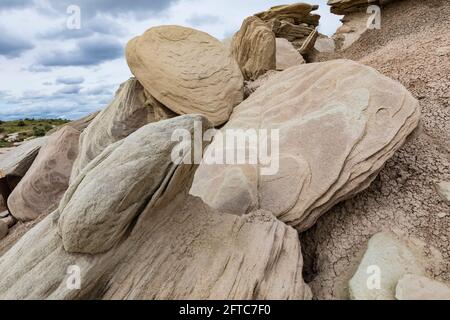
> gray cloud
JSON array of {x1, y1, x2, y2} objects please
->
[
  {"x1": 56, "y1": 85, "x2": 83, "y2": 95},
  {"x1": 37, "y1": 36, "x2": 123, "y2": 67},
  {"x1": 56, "y1": 76, "x2": 85, "y2": 85},
  {"x1": 26, "y1": 64, "x2": 52, "y2": 73},
  {"x1": 0, "y1": 27, "x2": 34, "y2": 58},
  {"x1": 48, "y1": 0, "x2": 179, "y2": 17},
  {"x1": 0, "y1": 0, "x2": 33, "y2": 11},
  {"x1": 39, "y1": 15, "x2": 125, "y2": 40},
  {"x1": 186, "y1": 14, "x2": 222, "y2": 26}
]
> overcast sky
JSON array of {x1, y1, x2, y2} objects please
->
[{"x1": 0, "y1": 0, "x2": 342, "y2": 120}]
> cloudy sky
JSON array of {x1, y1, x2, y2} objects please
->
[{"x1": 0, "y1": 0, "x2": 342, "y2": 120}]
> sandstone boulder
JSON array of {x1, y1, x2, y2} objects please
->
[
  {"x1": 191, "y1": 59, "x2": 420, "y2": 232},
  {"x1": 396, "y1": 275, "x2": 450, "y2": 300},
  {"x1": 349, "y1": 232, "x2": 444, "y2": 300},
  {"x1": 0, "y1": 115, "x2": 311, "y2": 300},
  {"x1": 7, "y1": 126, "x2": 80, "y2": 222},
  {"x1": 314, "y1": 36, "x2": 336, "y2": 53},
  {"x1": 276, "y1": 38, "x2": 305, "y2": 70},
  {"x1": 59, "y1": 115, "x2": 211, "y2": 254},
  {"x1": 231, "y1": 16, "x2": 276, "y2": 81},
  {"x1": 126, "y1": 25, "x2": 243, "y2": 126},
  {"x1": 70, "y1": 78, "x2": 155, "y2": 180}
]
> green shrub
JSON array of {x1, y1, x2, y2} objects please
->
[
  {"x1": 33, "y1": 126, "x2": 46, "y2": 137},
  {"x1": 17, "y1": 120, "x2": 26, "y2": 127}
]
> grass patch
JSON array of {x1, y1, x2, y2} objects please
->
[{"x1": 0, "y1": 118, "x2": 70, "y2": 148}]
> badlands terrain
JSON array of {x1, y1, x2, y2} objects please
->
[{"x1": 0, "y1": 0, "x2": 449, "y2": 300}]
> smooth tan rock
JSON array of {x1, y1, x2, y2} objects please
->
[
  {"x1": 70, "y1": 78, "x2": 155, "y2": 180},
  {"x1": 349, "y1": 232, "x2": 444, "y2": 300},
  {"x1": 231, "y1": 16, "x2": 276, "y2": 81},
  {"x1": 191, "y1": 59, "x2": 421, "y2": 231},
  {"x1": 7, "y1": 127, "x2": 80, "y2": 222},
  {"x1": 276, "y1": 38, "x2": 305, "y2": 70},
  {"x1": 59, "y1": 115, "x2": 211, "y2": 254},
  {"x1": 126, "y1": 25, "x2": 243, "y2": 126},
  {"x1": 0, "y1": 115, "x2": 311, "y2": 300},
  {"x1": 314, "y1": 36, "x2": 336, "y2": 53},
  {"x1": 396, "y1": 275, "x2": 450, "y2": 300},
  {"x1": 435, "y1": 181, "x2": 450, "y2": 204}
]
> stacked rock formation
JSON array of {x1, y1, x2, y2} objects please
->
[
  {"x1": 0, "y1": 115, "x2": 311, "y2": 300},
  {"x1": 255, "y1": 3, "x2": 320, "y2": 56},
  {"x1": 127, "y1": 25, "x2": 243, "y2": 126},
  {"x1": 191, "y1": 59, "x2": 421, "y2": 232},
  {"x1": 1, "y1": 4, "x2": 441, "y2": 300}
]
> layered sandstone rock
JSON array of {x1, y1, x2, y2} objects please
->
[
  {"x1": 70, "y1": 78, "x2": 154, "y2": 180},
  {"x1": 231, "y1": 16, "x2": 276, "y2": 81},
  {"x1": 0, "y1": 115, "x2": 311, "y2": 300},
  {"x1": 126, "y1": 25, "x2": 243, "y2": 126},
  {"x1": 255, "y1": 3, "x2": 320, "y2": 56},
  {"x1": 7, "y1": 127, "x2": 80, "y2": 222},
  {"x1": 276, "y1": 38, "x2": 305, "y2": 70},
  {"x1": 328, "y1": 0, "x2": 395, "y2": 15},
  {"x1": 191, "y1": 59, "x2": 420, "y2": 232},
  {"x1": 396, "y1": 275, "x2": 450, "y2": 300},
  {"x1": 349, "y1": 232, "x2": 446, "y2": 300}
]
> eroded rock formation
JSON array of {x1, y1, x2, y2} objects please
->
[
  {"x1": 0, "y1": 115, "x2": 311, "y2": 300},
  {"x1": 191, "y1": 59, "x2": 420, "y2": 232},
  {"x1": 255, "y1": 3, "x2": 320, "y2": 56}
]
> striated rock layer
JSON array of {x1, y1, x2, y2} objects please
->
[
  {"x1": 8, "y1": 126, "x2": 80, "y2": 222},
  {"x1": 231, "y1": 16, "x2": 276, "y2": 81},
  {"x1": 255, "y1": 3, "x2": 320, "y2": 56},
  {"x1": 191, "y1": 59, "x2": 420, "y2": 232},
  {"x1": 0, "y1": 115, "x2": 311, "y2": 300},
  {"x1": 126, "y1": 25, "x2": 243, "y2": 126}
]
